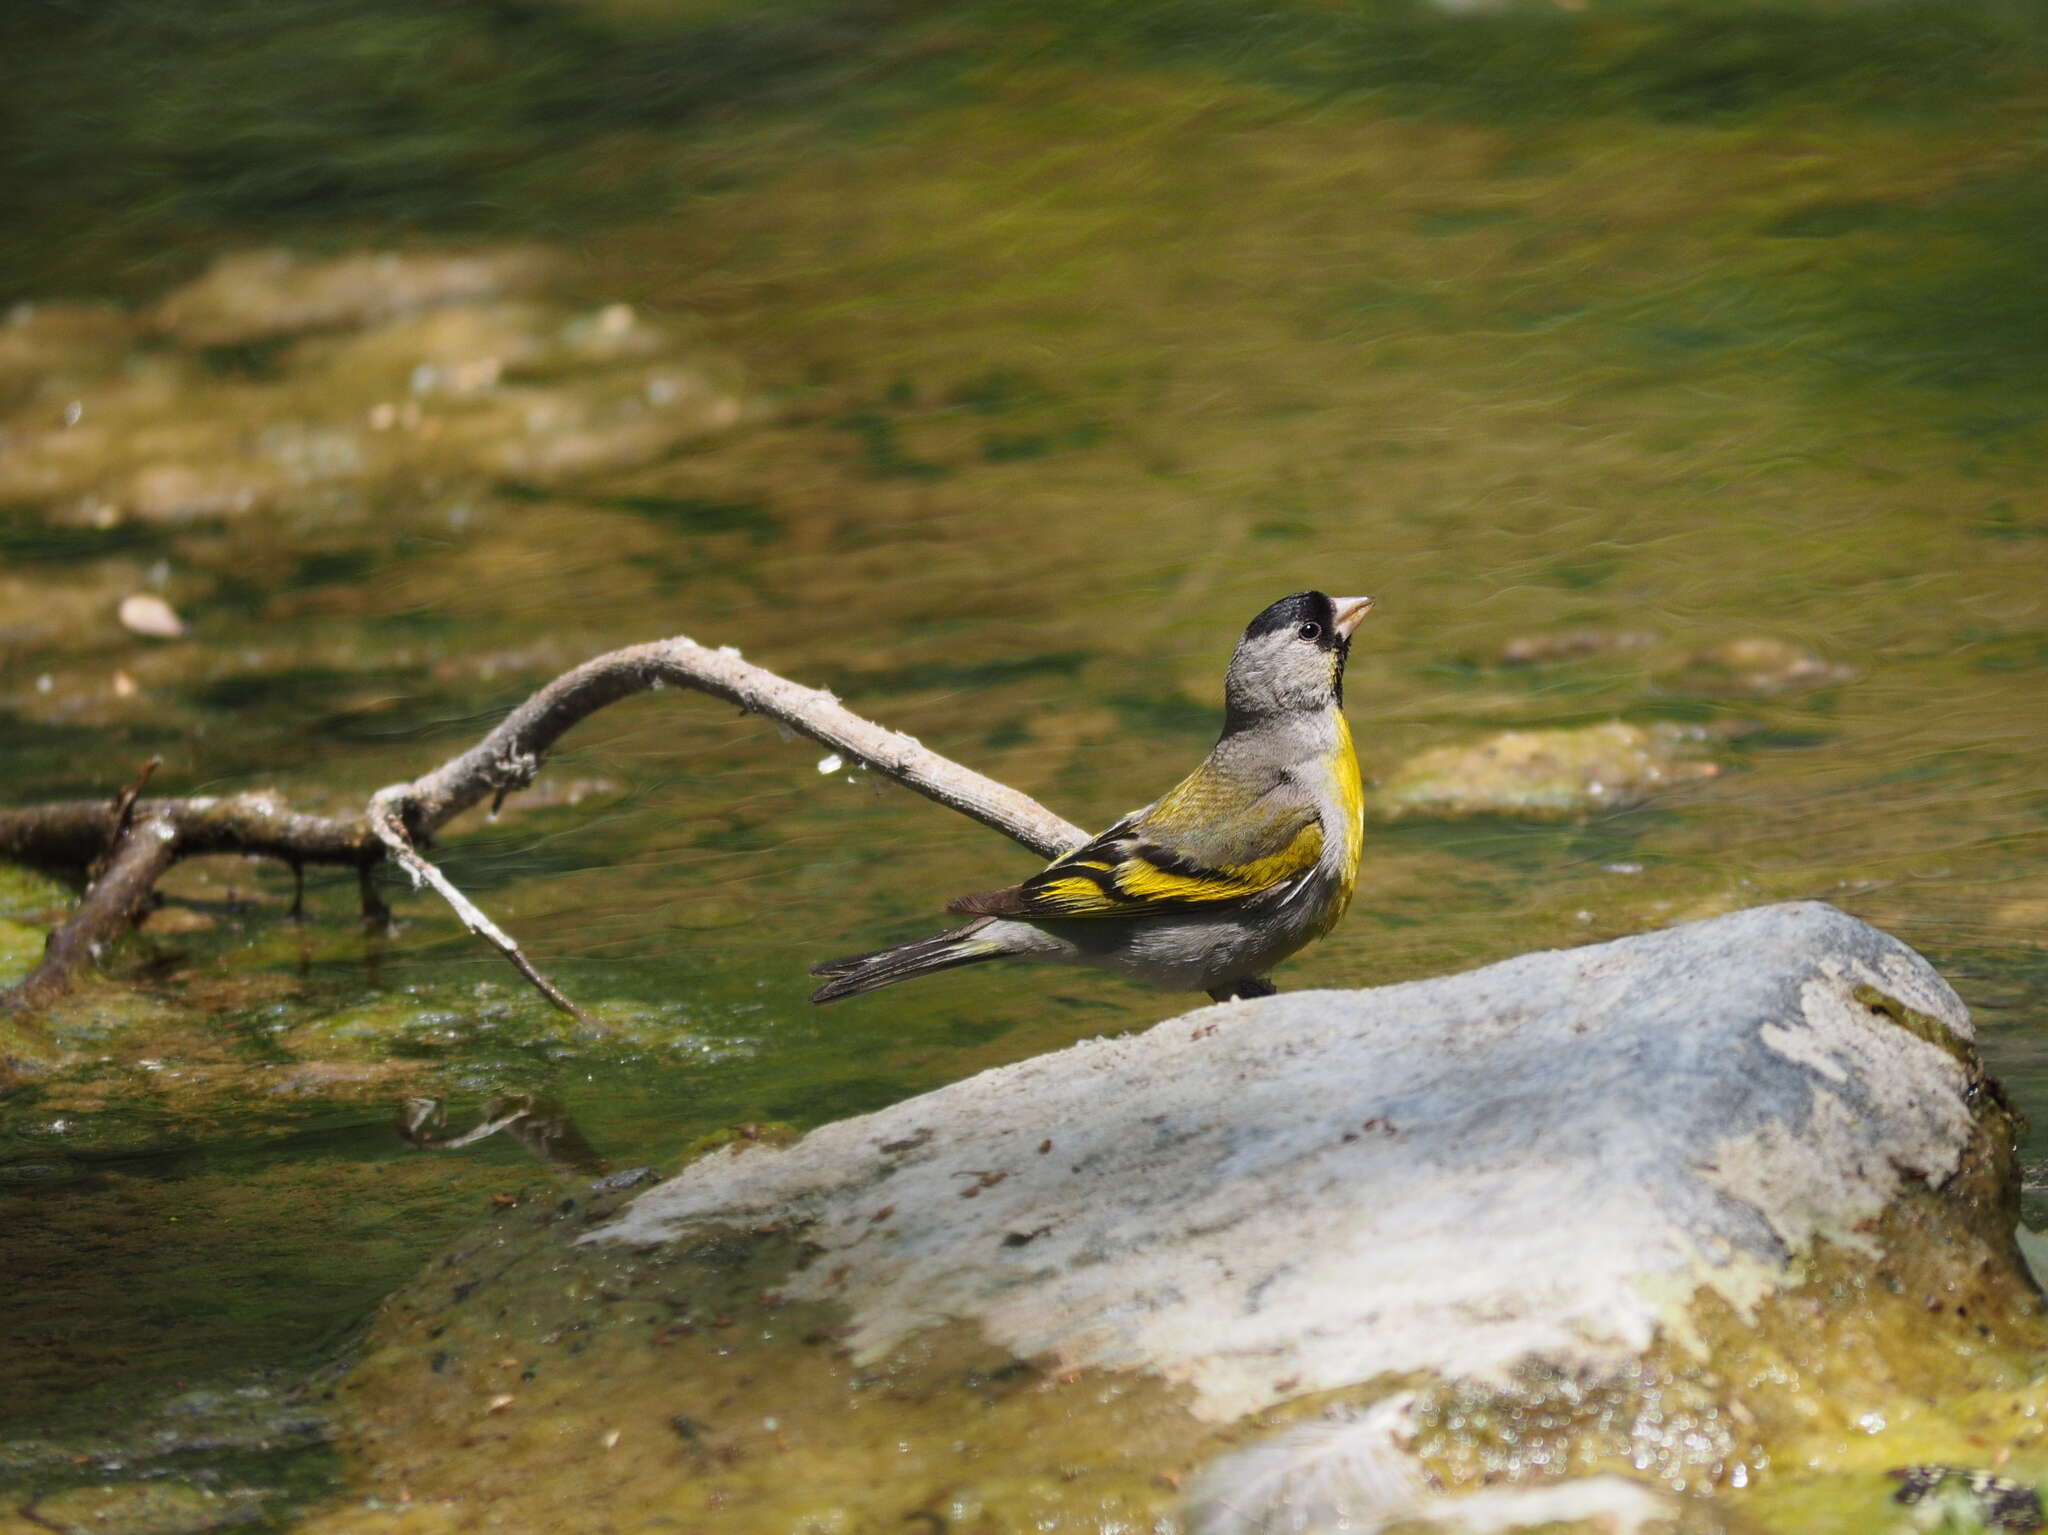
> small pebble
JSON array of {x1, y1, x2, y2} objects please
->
[{"x1": 118, "y1": 593, "x2": 185, "y2": 639}]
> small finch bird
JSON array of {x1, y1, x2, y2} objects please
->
[{"x1": 810, "y1": 591, "x2": 1373, "y2": 1003}]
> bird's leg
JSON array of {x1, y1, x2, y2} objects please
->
[{"x1": 1208, "y1": 975, "x2": 1278, "y2": 1003}]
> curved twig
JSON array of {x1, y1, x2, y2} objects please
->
[
  {"x1": 388, "y1": 639, "x2": 1087, "y2": 856},
  {"x1": 367, "y1": 787, "x2": 593, "y2": 1025},
  {"x1": 0, "y1": 635, "x2": 1091, "y2": 1022}
]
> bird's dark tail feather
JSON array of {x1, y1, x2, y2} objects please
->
[{"x1": 809, "y1": 919, "x2": 1004, "y2": 1004}]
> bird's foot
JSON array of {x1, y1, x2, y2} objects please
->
[{"x1": 1207, "y1": 975, "x2": 1278, "y2": 1003}]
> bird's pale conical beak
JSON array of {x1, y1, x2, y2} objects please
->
[{"x1": 1332, "y1": 595, "x2": 1375, "y2": 640}]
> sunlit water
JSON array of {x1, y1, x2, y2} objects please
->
[{"x1": 2, "y1": 1, "x2": 2047, "y2": 1523}]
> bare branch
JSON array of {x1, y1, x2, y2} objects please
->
[
  {"x1": 0, "y1": 793, "x2": 373, "y2": 875},
  {"x1": 390, "y1": 638, "x2": 1089, "y2": 857},
  {"x1": 0, "y1": 633, "x2": 1092, "y2": 1020},
  {"x1": 4, "y1": 812, "x2": 180, "y2": 1015},
  {"x1": 367, "y1": 788, "x2": 594, "y2": 1024},
  {"x1": 93, "y1": 755, "x2": 162, "y2": 881}
]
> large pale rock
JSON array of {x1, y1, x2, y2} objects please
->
[
  {"x1": 591, "y1": 902, "x2": 1979, "y2": 1421},
  {"x1": 320, "y1": 904, "x2": 2037, "y2": 1534}
]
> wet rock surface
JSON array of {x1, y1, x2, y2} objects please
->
[
  {"x1": 1674, "y1": 637, "x2": 1857, "y2": 697},
  {"x1": 0, "y1": 243, "x2": 764, "y2": 740},
  {"x1": 590, "y1": 900, "x2": 1982, "y2": 1414},
  {"x1": 317, "y1": 904, "x2": 2044, "y2": 1532},
  {"x1": 1377, "y1": 719, "x2": 1719, "y2": 819},
  {"x1": 0, "y1": 1369, "x2": 329, "y2": 1535},
  {"x1": 4, "y1": 1480, "x2": 269, "y2": 1535},
  {"x1": 145, "y1": 247, "x2": 565, "y2": 348},
  {"x1": 1483, "y1": 629, "x2": 1853, "y2": 700},
  {"x1": 1493, "y1": 627, "x2": 1659, "y2": 666},
  {"x1": 0, "y1": 246, "x2": 755, "y2": 546}
]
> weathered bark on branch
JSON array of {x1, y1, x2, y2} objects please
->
[
  {"x1": 386, "y1": 639, "x2": 1087, "y2": 856},
  {"x1": 6, "y1": 813, "x2": 180, "y2": 1017},
  {"x1": 0, "y1": 636, "x2": 1092, "y2": 1029}
]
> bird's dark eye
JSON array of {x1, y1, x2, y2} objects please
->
[{"x1": 1297, "y1": 621, "x2": 1322, "y2": 641}]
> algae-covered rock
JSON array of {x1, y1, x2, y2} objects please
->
[
  {"x1": 147, "y1": 247, "x2": 564, "y2": 346},
  {"x1": 13, "y1": 1479, "x2": 264, "y2": 1534},
  {"x1": 0, "y1": 567, "x2": 151, "y2": 656},
  {"x1": 1671, "y1": 637, "x2": 1854, "y2": 697},
  {"x1": 0, "y1": 1012, "x2": 56, "y2": 1081},
  {"x1": 285, "y1": 299, "x2": 675, "y2": 395},
  {"x1": 280, "y1": 991, "x2": 747, "y2": 1064},
  {"x1": 1495, "y1": 628, "x2": 1658, "y2": 666},
  {"x1": 591, "y1": 901, "x2": 1984, "y2": 1417},
  {"x1": 0, "y1": 918, "x2": 56, "y2": 1073},
  {"x1": 1378, "y1": 719, "x2": 1717, "y2": 819},
  {"x1": 321, "y1": 904, "x2": 2042, "y2": 1533},
  {"x1": 114, "y1": 459, "x2": 277, "y2": 524},
  {"x1": 0, "y1": 245, "x2": 756, "y2": 543},
  {"x1": 0, "y1": 920, "x2": 44, "y2": 987},
  {"x1": 0, "y1": 303, "x2": 133, "y2": 409}
]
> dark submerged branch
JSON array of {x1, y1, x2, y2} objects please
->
[
  {"x1": 0, "y1": 793, "x2": 376, "y2": 875},
  {"x1": 0, "y1": 635, "x2": 1093, "y2": 1021},
  {"x1": 6, "y1": 812, "x2": 180, "y2": 1016},
  {"x1": 397, "y1": 1093, "x2": 608, "y2": 1176}
]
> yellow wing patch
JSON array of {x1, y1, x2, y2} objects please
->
[
  {"x1": 1116, "y1": 822, "x2": 1323, "y2": 902},
  {"x1": 1005, "y1": 819, "x2": 1324, "y2": 918},
  {"x1": 1033, "y1": 875, "x2": 1119, "y2": 910}
]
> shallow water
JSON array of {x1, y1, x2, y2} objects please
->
[{"x1": 3, "y1": 0, "x2": 2047, "y2": 1525}]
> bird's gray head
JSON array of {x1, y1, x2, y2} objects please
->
[{"x1": 1224, "y1": 591, "x2": 1374, "y2": 727}]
